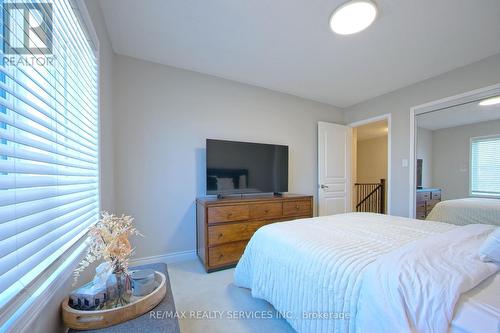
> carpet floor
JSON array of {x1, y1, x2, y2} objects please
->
[{"x1": 167, "y1": 260, "x2": 294, "y2": 333}]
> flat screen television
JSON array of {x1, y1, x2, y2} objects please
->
[
  {"x1": 417, "y1": 159, "x2": 423, "y2": 189},
  {"x1": 206, "y1": 139, "x2": 289, "y2": 196}
]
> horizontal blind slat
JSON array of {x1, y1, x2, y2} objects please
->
[
  {"x1": 0, "y1": 174, "x2": 97, "y2": 190},
  {"x1": 0, "y1": 202, "x2": 97, "y2": 257},
  {"x1": 0, "y1": 88, "x2": 98, "y2": 147},
  {"x1": 0, "y1": 52, "x2": 98, "y2": 126},
  {"x1": 0, "y1": 159, "x2": 98, "y2": 176},
  {"x1": 0, "y1": 144, "x2": 97, "y2": 171},
  {"x1": 0, "y1": 127, "x2": 97, "y2": 164},
  {"x1": 0, "y1": 112, "x2": 98, "y2": 158},
  {"x1": 0, "y1": 197, "x2": 98, "y2": 242},
  {"x1": 0, "y1": 213, "x2": 96, "y2": 292},
  {"x1": 27, "y1": 0, "x2": 99, "y2": 87},
  {"x1": 0, "y1": 187, "x2": 98, "y2": 224},
  {"x1": 1, "y1": 6, "x2": 99, "y2": 116},
  {"x1": 0, "y1": 183, "x2": 97, "y2": 207},
  {"x1": 0, "y1": 53, "x2": 98, "y2": 127},
  {"x1": 0, "y1": 78, "x2": 98, "y2": 141}
]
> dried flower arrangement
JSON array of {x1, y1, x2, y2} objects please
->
[{"x1": 73, "y1": 212, "x2": 142, "y2": 307}]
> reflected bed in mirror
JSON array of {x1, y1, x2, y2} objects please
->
[{"x1": 427, "y1": 197, "x2": 500, "y2": 226}]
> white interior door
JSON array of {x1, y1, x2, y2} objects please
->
[{"x1": 318, "y1": 122, "x2": 352, "y2": 216}]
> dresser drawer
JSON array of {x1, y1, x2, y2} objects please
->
[
  {"x1": 197, "y1": 195, "x2": 314, "y2": 272},
  {"x1": 416, "y1": 211, "x2": 427, "y2": 220},
  {"x1": 431, "y1": 191, "x2": 441, "y2": 200},
  {"x1": 249, "y1": 202, "x2": 282, "y2": 219},
  {"x1": 426, "y1": 199, "x2": 440, "y2": 213},
  {"x1": 207, "y1": 205, "x2": 249, "y2": 224},
  {"x1": 208, "y1": 241, "x2": 247, "y2": 267},
  {"x1": 416, "y1": 191, "x2": 431, "y2": 201},
  {"x1": 283, "y1": 200, "x2": 312, "y2": 217},
  {"x1": 416, "y1": 202, "x2": 426, "y2": 213},
  {"x1": 208, "y1": 220, "x2": 268, "y2": 246}
]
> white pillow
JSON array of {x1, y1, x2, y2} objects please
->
[{"x1": 479, "y1": 227, "x2": 500, "y2": 263}]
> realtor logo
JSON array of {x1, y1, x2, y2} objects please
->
[{"x1": 3, "y1": 2, "x2": 53, "y2": 55}]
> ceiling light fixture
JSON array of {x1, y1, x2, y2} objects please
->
[
  {"x1": 478, "y1": 96, "x2": 500, "y2": 106},
  {"x1": 330, "y1": 0, "x2": 378, "y2": 35}
]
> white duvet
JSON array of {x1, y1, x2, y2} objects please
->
[
  {"x1": 356, "y1": 223, "x2": 498, "y2": 333},
  {"x1": 234, "y1": 213, "x2": 499, "y2": 333}
]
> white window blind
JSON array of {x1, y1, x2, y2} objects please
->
[
  {"x1": 470, "y1": 135, "x2": 500, "y2": 197},
  {"x1": 0, "y1": 0, "x2": 99, "y2": 308}
]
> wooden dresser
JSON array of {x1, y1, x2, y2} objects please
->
[
  {"x1": 196, "y1": 194, "x2": 313, "y2": 272},
  {"x1": 416, "y1": 188, "x2": 441, "y2": 219}
]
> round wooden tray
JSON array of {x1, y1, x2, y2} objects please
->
[{"x1": 62, "y1": 271, "x2": 166, "y2": 330}]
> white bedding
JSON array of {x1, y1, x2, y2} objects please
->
[
  {"x1": 452, "y1": 273, "x2": 500, "y2": 333},
  {"x1": 356, "y1": 223, "x2": 498, "y2": 333},
  {"x1": 234, "y1": 213, "x2": 455, "y2": 333},
  {"x1": 234, "y1": 213, "x2": 498, "y2": 333},
  {"x1": 427, "y1": 198, "x2": 500, "y2": 226}
]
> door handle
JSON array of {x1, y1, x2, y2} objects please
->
[{"x1": 320, "y1": 184, "x2": 329, "y2": 189}]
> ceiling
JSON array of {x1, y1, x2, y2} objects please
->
[
  {"x1": 417, "y1": 99, "x2": 500, "y2": 130},
  {"x1": 356, "y1": 119, "x2": 387, "y2": 141},
  {"x1": 98, "y1": 0, "x2": 500, "y2": 108}
]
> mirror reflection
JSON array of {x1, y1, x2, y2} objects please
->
[{"x1": 415, "y1": 96, "x2": 500, "y2": 219}]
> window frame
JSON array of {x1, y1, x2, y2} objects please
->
[
  {"x1": 0, "y1": 0, "x2": 101, "y2": 330},
  {"x1": 469, "y1": 133, "x2": 500, "y2": 199}
]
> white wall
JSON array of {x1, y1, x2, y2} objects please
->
[
  {"x1": 112, "y1": 55, "x2": 344, "y2": 260},
  {"x1": 416, "y1": 127, "x2": 433, "y2": 188},
  {"x1": 22, "y1": 1, "x2": 116, "y2": 332},
  {"x1": 432, "y1": 119, "x2": 500, "y2": 200},
  {"x1": 344, "y1": 53, "x2": 500, "y2": 217},
  {"x1": 96, "y1": 5, "x2": 116, "y2": 213}
]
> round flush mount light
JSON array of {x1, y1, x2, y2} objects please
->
[
  {"x1": 330, "y1": 0, "x2": 378, "y2": 35},
  {"x1": 479, "y1": 96, "x2": 500, "y2": 106}
]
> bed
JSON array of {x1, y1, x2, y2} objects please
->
[
  {"x1": 233, "y1": 212, "x2": 499, "y2": 333},
  {"x1": 427, "y1": 197, "x2": 500, "y2": 226}
]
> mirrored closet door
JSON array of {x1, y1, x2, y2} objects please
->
[{"x1": 414, "y1": 92, "x2": 500, "y2": 219}]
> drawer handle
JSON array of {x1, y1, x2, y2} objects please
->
[
  {"x1": 264, "y1": 209, "x2": 269, "y2": 214},
  {"x1": 218, "y1": 233, "x2": 223, "y2": 238},
  {"x1": 295, "y1": 205, "x2": 300, "y2": 209},
  {"x1": 227, "y1": 213, "x2": 233, "y2": 217},
  {"x1": 218, "y1": 254, "x2": 224, "y2": 260}
]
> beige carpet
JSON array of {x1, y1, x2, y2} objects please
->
[{"x1": 167, "y1": 260, "x2": 294, "y2": 333}]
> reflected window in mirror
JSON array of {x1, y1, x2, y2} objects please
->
[{"x1": 470, "y1": 135, "x2": 500, "y2": 197}]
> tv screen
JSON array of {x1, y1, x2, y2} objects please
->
[{"x1": 206, "y1": 139, "x2": 289, "y2": 195}]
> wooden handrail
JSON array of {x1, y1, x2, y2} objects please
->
[
  {"x1": 356, "y1": 185, "x2": 381, "y2": 207},
  {"x1": 355, "y1": 179, "x2": 385, "y2": 214}
]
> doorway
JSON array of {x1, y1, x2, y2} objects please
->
[
  {"x1": 350, "y1": 115, "x2": 391, "y2": 214},
  {"x1": 317, "y1": 114, "x2": 391, "y2": 216}
]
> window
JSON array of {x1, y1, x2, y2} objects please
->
[
  {"x1": 470, "y1": 135, "x2": 500, "y2": 197},
  {"x1": 0, "y1": 0, "x2": 99, "y2": 308}
]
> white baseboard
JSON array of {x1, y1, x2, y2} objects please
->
[{"x1": 130, "y1": 249, "x2": 197, "y2": 266}]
